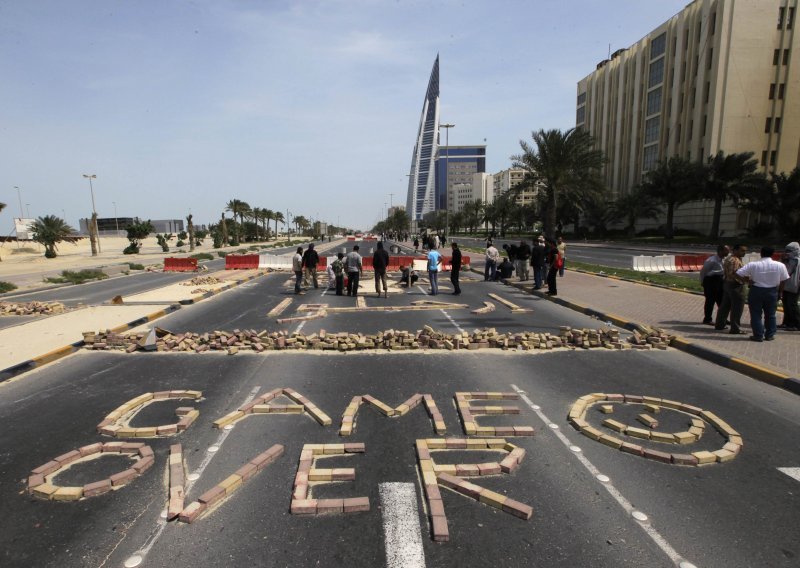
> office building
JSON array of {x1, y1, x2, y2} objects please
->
[
  {"x1": 492, "y1": 168, "x2": 537, "y2": 206},
  {"x1": 577, "y1": 0, "x2": 800, "y2": 234},
  {"x1": 436, "y1": 145, "x2": 487, "y2": 214},
  {"x1": 406, "y1": 56, "x2": 440, "y2": 221}
]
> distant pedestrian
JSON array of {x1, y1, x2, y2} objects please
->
[
  {"x1": 517, "y1": 240, "x2": 531, "y2": 281},
  {"x1": 485, "y1": 242, "x2": 499, "y2": 281},
  {"x1": 700, "y1": 245, "x2": 729, "y2": 324},
  {"x1": 715, "y1": 244, "x2": 748, "y2": 334},
  {"x1": 736, "y1": 246, "x2": 789, "y2": 342},
  {"x1": 302, "y1": 243, "x2": 320, "y2": 289},
  {"x1": 532, "y1": 236, "x2": 547, "y2": 290},
  {"x1": 427, "y1": 246, "x2": 442, "y2": 295},
  {"x1": 450, "y1": 242, "x2": 462, "y2": 295},
  {"x1": 373, "y1": 241, "x2": 390, "y2": 298},
  {"x1": 557, "y1": 237, "x2": 567, "y2": 276},
  {"x1": 292, "y1": 246, "x2": 304, "y2": 295},
  {"x1": 331, "y1": 252, "x2": 345, "y2": 295},
  {"x1": 433, "y1": 234, "x2": 440, "y2": 250},
  {"x1": 545, "y1": 238, "x2": 561, "y2": 295},
  {"x1": 346, "y1": 245, "x2": 363, "y2": 297},
  {"x1": 413, "y1": 237, "x2": 419, "y2": 253},
  {"x1": 780, "y1": 241, "x2": 800, "y2": 330}
]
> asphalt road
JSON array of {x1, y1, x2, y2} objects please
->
[{"x1": 0, "y1": 243, "x2": 798, "y2": 568}]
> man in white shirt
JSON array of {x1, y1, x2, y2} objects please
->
[
  {"x1": 485, "y1": 242, "x2": 499, "y2": 282},
  {"x1": 736, "y1": 246, "x2": 790, "y2": 342}
]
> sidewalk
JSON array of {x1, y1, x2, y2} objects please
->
[{"x1": 511, "y1": 270, "x2": 799, "y2": 379}]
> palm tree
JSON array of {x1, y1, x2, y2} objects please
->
[
  {"x1": 700, "y1": 151, "x2": 768, "y2": 239},
  {"x1": 293, "y1": 215, "x2": 308, "y2": 235},
  {"x1": 511, "y1": 128, "x2": 605, "y2": 238},
  {"x1": 640, "y1": 156, "x2": 702, "y2": 240},
  {"x1": 738, "y1": 167, "x2": 800, "y2": 239},
  {"x1": 262, "y1": 209, "x2": 274, "y2": 240},
  {"x1": 225, "y1": 199, "x2": 250, "y2": 244},
  {"x1": 273, "y1": 211, "x2": 285, "y2": 240},
  {"x1": 0, "y1": 203, "x2": 5, "y2": 213},
  {"x1": 31, "y1": 215, "x2": 76, "y2": 258},
  {"x1": 609, "y1": 187, "x2": 662, "y2": 237}
]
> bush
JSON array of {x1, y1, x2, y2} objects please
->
[
  {"x1": 190, "y1": 252, "x2": 214, "y2": 261},
  {"x1": 236, "y1": 248, "x2": 248, "y2": 254},
  {"x1": 128, "y1": 263, "x2": 145, "y2": 270},
  {"x1": 123, "y1": 244, "x2": 140, "y2": 254},
  {"x1": 0, "y1": 281, "x2": 18, "y2": 293},
  {"x1": 217, "y1": 251, "x2": 228, "y2": 258},
  {"x1": 45, "y1": 269, "x2": 108, "y2": 285}
]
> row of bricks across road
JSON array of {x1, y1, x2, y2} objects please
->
[
  {"x1": 27, "y1": 442, "x2": 154, "y2": 500},
  {"x1": 167, "y1": 444, "x2": 185, "y2": 520}
]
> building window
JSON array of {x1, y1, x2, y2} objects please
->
[
  {"x1": 651, "y1": 33, "x2": 667, "y2": 59},
  {"x1": 762, "y1": 150, "x2": 768, "y2": 166},
  {"x1": 790, "y1": 7, "x2": 796, "y2": 29},
  {"x1": 775, "y1": 117, "x2": 782, "y2": 132},
  {"x1": 770, "y1": 83, "x2": 776, "y2": 99},
  {"x1": 649, "y1": 58, "x2": 665, "y2": 87},
  {"x1": 779, "y1": 7, "x2": 785, "y2": 29},
  {"x1": 645, "y1": 117, "x2": 660, "y2": 143},
  {"x1": 707, "y1": 48, "x2": 713, "y2": 69},
  {"x1": 765, "y1": 117, "x2": 772, "y2": 133},
  {"x1": 779, "y1": 83, "x2": 786, "y2": 99},
  {"x1": 784, "y1": 49, "x2": 790, "y2": 65},
  {"x1": 771, "y1": 151, "x2": 777, "y2": 166},
  {"x1": 702, "y1": 115, "x2": 707, "y2": 137},
  {"x1": 576, "y1": 106, "x2": 586, "y2": 125},
  {"x1": 646, "y1": 87, "x2": 662, "y2": 115},
  {"x1": 643, "y1": 145, "x2": 659, "y2": 172},
  {"x1": 577, "y1": 92, "x2": 586, "y2": 106},
  {"x1": 705, "y1": 81, "x2": 711, "y2": 104},
  {"x1": 710, "y1": 11, "x2": 717, "y2": 35},
  {"x1": 775, "y1": 49, "x2": 781, "y2": 65}
]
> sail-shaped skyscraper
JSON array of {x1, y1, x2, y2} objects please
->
[{"x1": 405, "y1": 56, "x2": 440, "y2": 222}]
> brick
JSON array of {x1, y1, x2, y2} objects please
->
[
  {"x1": 235, "y1": 463, "x2": 258, "y2": 482},
  {"x1": 317, "y1": 498, "x2": 344, "y2": 514},
  {"x1": 428, "y1": 498, "x2": 445, "y2": 517},
  {"x1": 28, "y1": 474, "x2": 45, "y2": 489},
  {"x1": 722, "y1": 442, "x2": 741, "y2": 455},
  {"x1": 671, "y1": 453, "x2": 699, "y2": 466},
  {"x1": 323, "y1": 444, "x2": 345, "y2": 455},
  {"x1": 179, "y1": 501, "x2": 206, "y2": 523},
  {"x1": 32, "y1": 461, "x2": 60, "y2": 476},
  {"x1": 602, "y1": 419, "x2": 627, "y2": 433},
  {"x1": 636, "y1": 414, "x2": 658, "y2": 429},
  {"x1": 53, "y1": 486, "x2": 83, "y2": 501},
  {"x1": 344, "y1": 442, "x2": 365, "y2": 453},
  {"x1": 624, "y1": 394, "x2": 644, "y2": 403},
  {"x1": 343, "y1": 497, "x2": 370, "y2": 513},
  {"x1": 425, "y1": 483, "x2": 441, "y2": 501},
  {"x1": 644, "y1": 403, "x2": 660, "y2": 414},
  {"x1": 642, "y1": 448, "x2": 672, "y2": 464},
  {"x1": 332, "y1": 468, "x2": 356, "y2": 481},
  {"x1": 598, "y1": 435, "x2": 623, "y2": 449},
  {"x1": 120, "y1": 442, "x2": 145, "y2": 454},
  {"x1": 33, "y1": 483, "x2": 59, "y2": 499},
  {"x1": 713, "y1": 449, "x2": 736, "y2": 463},
  {"x1": 513, "y1": 426, "x2": 535, "y2": 436},
  {"x1": 477, "y1": 463, "x2": 501, "y2": 476},
  {"x1": 649, "y1": 431, "x2": 676, "y2": 444},
  {"x1": 83, "y1": 479, "x2": 113, "y2": 497},
  {"x1": 110, "y1": 468, "x2": 138, "y2": 486},
  {"x1": 455, "y1": 464, "x2": 480, "y2": 477},
  {"x1": 115, "y1": 428, "x2": 138, "y2": 438},
  {"x1": 218, "y1": 474, "x2": 243, "y2": 495},
  {"x1": 692, "y1": 450, "x2": 717, "y2": 465},
  {"x1": 54, "y1": 450, "x2": 81, "y2": 466},
  {"x1": 619, "y1": 442, "x2": 644, "y2": 456},
  {"x1": 673, "y1": 432, "x2": 697, "y2": 445},
  {"x1": 102, "y1": 442, "x2": 124, "y2": 452},
  {"x1": 175, "y1": 407, "x2": 195, "y2": 416},
  {"x1": 502, "y1": 498, "x2": 534, "y2": 520},
  {"x1": 133, "y1": 456, "x2": 155, "y2": 474},
  {"x1": 580, "y1": 426, "x2": 603, "y2": 440},
  {"x1": 157, "y1": 424, "x2": 179, "y2": 435},
  {"x1": 478, "y1": 490, "x2": 507, "y2": 508},
  {"x1": 445, "y1": 438, "x2": 467, "y2": 449},
  {"x1": 626, "y1": 427, "x2": 651, "y2": 440},
  {"x1": 432, "y1": 515, "x2": 449, "y2": 542},
  {"x1": 198, "y1": 486, "x2": 226, "y2": 506},
  {"x1": 291, "y1": 498, "x2": 318, "y2": 515},
  {"x1": 599, "y1": 405, "x2": 614, "y2": 414},
  {"x1": 213, "y1": 411, "x2": 244, "y2": 429},
  {"x1": 78, "y1": 443, "x2": 104, "y2": 457},
  {"x1": 139, "y1": 446, "x2": 154, "y2": 458}
]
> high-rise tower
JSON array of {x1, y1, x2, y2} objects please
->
[{"x1": 406, "y1": 55, "x2": 440, "y2": 222}]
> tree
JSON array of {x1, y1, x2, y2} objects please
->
[
  {"x1": 262, "y1": 209, "x2": 274, "y2": 240},
  {"x1": 640, "y1": 156, "x2": 702, "y2": 239},
  {"x1": 31, "y1": 215, "x2": 77, "y2": 258},
  {"x1": 293, "y1": 215, "x2": 309, "y2": 235},
  {"x1": 700, "y1": 151, "x2": 768, "y2": 239},
  {"x1": 0, "y1": 203, "x2": 5, "y2": 213},
  {"x1": 738, "y1": 167, "x2": 800, "y2": 239},
  {"x1": 220, "y1": 213, "x2": 229, "y2": 246},
  {"x1": 512, "y1": 128, "x2": 605, "y2": 238},
  {"x1": 226, "y1": 199, "x2": 250, "y2": 245},
  {"x1": 156, "y1": 233, "x2": 173, "y2": 252},
  {"x1": 273, "y1": 211, "x2": 285, "y2": 240},
  {"x1": 462, "y1": 199, "x2": 485, "y2": 234},
  {"x1": 124, "y1": 219, "x2": 154, "y2": 254},
  {"x1": 609, "y1": 187, "x2": 662, "y2": 237}
]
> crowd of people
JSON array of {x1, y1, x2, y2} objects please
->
[
  {"x1": 701, "y1": 242, "x2": 799, "y2": 341},
  {"x1": 484, "y1": 236, "x2": 566, "y2": 296}
]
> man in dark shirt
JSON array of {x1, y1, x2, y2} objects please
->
[
  {"x1": 531, "y1": 236, "x2": 547, "y2": 289},
  {"x1": 450, "y1": 242, "x2": 462, "y2": 295},
  {"x1": 517, "y1": 240, "x2": 531, "y2": 281},
  {"x1": 498, "y1": 257, "x2": 514, "y2": 279},
  {"x1": 302, "y1": 243, "x2": 320, "y2": 289},
  {"x1": 373, "y1": 242, "x2": 390, "y2": 298}
]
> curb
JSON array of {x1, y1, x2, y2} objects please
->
[
  {"x1": 0, "y1": 304, "x2": 182, "y2": 384},
  {"x1": 503, "y1": 279, "x2": 800, "y2": 397}
]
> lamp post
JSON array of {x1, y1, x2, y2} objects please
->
[
  {"x1": 439, "y1": 123, "x2": 455, "y2": 240},
  {"x1": 113, "y1": 201, "x2": 119, "y2": 234},
  {"x1": 82, "y1": 174, "x2": 101, "y2": 252},
  {"x1": 26, "y1": 203, "x2": 30, "y2": 218}
]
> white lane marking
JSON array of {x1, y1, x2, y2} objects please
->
[
  {"x1": 379, "y1": 482, "x2": 427, "y2": 568},
  {"x1": 125, "y1": 386, "x2": 262, "y2": 563},
  {"x1": 778, "y1": 467, "x2": 800, "y2": 482},
  {"x1": 440, "y1": 309, "x2": 465, "y2": 334},
  {"x1": 415, "y1": 285, "x2": 429, "y2": 296},
  {"x1": 509, "y1": 384, "x2": 693, "y2": 567},
  {"x1": 294, "y1": 320, "x2": 307, "y2": 334}
]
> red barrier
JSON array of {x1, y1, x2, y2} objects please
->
[
  {"x1": 225, "y1": 254, "x2": 260, "y2": 270},
  {"x1": 164, "y1": 257, "x2": 198, "y2": 272},
  {"x1": 317, "y1": 257, "x2": 327, "y2": 268}
]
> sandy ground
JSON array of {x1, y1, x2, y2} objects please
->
[{"x1": 123, "y1": 270, "x2": 263, "y2": 303}]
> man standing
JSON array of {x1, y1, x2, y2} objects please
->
[
  {"x1": 516, "y1": 240, "x2": 531, "y2": 281},
  {"x1": 736, "y1": 246, "x2": 789, "y2": 342},
  {"x1": 557, "y1": 236, "x2": 567, "y2": 276},
  {"x1": 715, "y1": 244, "x2": 748, "y2": 334},
  {"x1": 331, "y1": 252, "x2": 345, "y2": 296},
  {"x1": 780, "y1": 242, "x2": 800, "y2": 330},
  {"x1": 532, "y1": 236, "x2": 547, "y2": 290},
  {"x1": 450, "y1": 242, "x2": 462, "y2": 295},
  {"x1": 700, "y1": 245, "x2": 729, "y2": 324},
  {"x1": 427, "y1": 245, "x2": 442, "y2": 295},
  {"x1": 302, "y1": 243, "x2": 320, "y2": 289},
  {"x1": 545, "y1": 238, "x2": 560, "y2": 295},
  {"x1": 292, "y1": 246, "x2": 304, "y2": 295},
  {"x1": 485, "y1": 241, "x2": 499, "y2": 282},
  {"x1": 373, "y1": 242, "x2": 390, "y2": 298},
  {"x1": 346, "y1": 245, "x2": 363, "y2": 297}
]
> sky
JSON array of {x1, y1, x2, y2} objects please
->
[{"x1": 0, "y1": 0, "x2": 689, "y2": 231}]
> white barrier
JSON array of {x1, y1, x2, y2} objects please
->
[
  {"x1": 632, "y1": 255, "x2": 676, "y2": 272},
  {"x1": 259, "y1": 254, "x2": 294, "y2": 270}
]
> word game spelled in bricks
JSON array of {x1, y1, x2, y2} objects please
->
[
  {"x1": 28, "y1": 442, "x2": 154, "y2": 500},
  {"x1": 97, "y1": 390, "x2": 202, "y2": 438},
  {"x1": 178, "y1": 444, "x2": 284, "y2": 523},
  {"x1": 167, "y1": 444, "x2": 186, "y2": 520},
  {"x1": 339, "y1": 393, "x2": 446, "y2": 436},
  {"x1": 213, "y1": 387, "x2": 332, "y2": 429},
  {"x1": 290, "y1": 443, "x2": 369, "y2": 516},
  {"x1": 416, "y1": 438, "x2": 533, "y2": 543},
  {"x1": 455, "y1": 392, "x2": 534, "y2": 437},
  {"x1": 567, "y1": 393, "x2": 743, "y2": 466}
]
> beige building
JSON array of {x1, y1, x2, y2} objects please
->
[
  {"x1": 493, "y1": 168, "x2": 538, "y2": 206},
  {"x1": 577, "y1": 0, "x2": 799, "y2": 235}
]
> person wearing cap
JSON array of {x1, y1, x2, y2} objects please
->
[
  {"x1": 736, "y1": 246, "x2": 790, "y2": 341},
  {"x1": 780, "y1": 241, "x2": 800, "y2": 331},
  {"x1": 532, "y1": 236, "x2": 547, "y2": 290}
]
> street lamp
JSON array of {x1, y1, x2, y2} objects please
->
[
  {"x1": 82, "y1": 174, "x2": 101, "y2": 253},
  {"x1": 439, "y1": 123, "x2": 455, "y2": 241},
  {"x1": 112, "y1": 201, "x2": 119, "y2": 234},
  {"x1": 26, "y1": 203, "x2": 30, "y2": 218}
]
